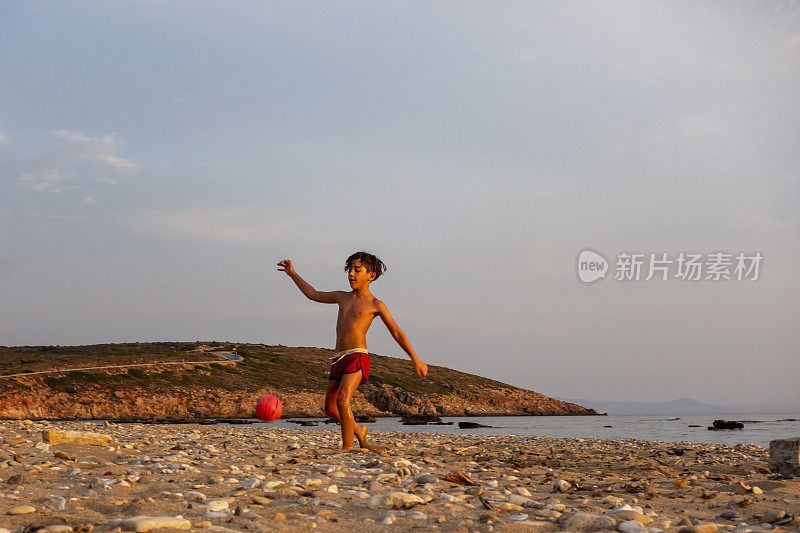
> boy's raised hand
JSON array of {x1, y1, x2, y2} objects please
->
[
  {"x1": 414, "y1": 359, "x2": 428, "y2": 378},
  {"x1": 277, "y1": 259, "x2": 295, "y2": 275}
]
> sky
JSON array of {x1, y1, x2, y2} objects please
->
[{"x1": 1, "y1": 2, "x2": 798, "y2": 406}]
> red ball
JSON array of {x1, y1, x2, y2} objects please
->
[{"x1": 256, "y1": 395, "x2": 282, "y2": 422}]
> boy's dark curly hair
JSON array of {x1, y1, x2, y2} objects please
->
[{"x1": 344, "y1": 251, "x2": 386, "y2": 281}]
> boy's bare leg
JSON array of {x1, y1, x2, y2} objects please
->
[
  {"x1": 324, "y1": 380, "x2": 340, "y2": 422},
  {"x1": 336, "y1": 371, "x2": 368, "y2": 450}
]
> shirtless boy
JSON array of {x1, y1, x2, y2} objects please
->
[{"x1": 277, "y1": 251, "x2": 428, "y2": 450}]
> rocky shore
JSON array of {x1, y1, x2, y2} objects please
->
[{"x1": 1, "y1": 420, "x2": 797, "y2": 533}]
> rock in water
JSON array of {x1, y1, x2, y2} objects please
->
[
  {"x1": 401, "y1": 414, "x2": 442, "y2": 425},
  {"x1": 458, "y1": 421, "x2": 492, "y2": 429},
  {"x1": 768, "y1": 437, "x2": 800, "y2": 475},
  {"x1": 708, "y1": 420, "x2": 743, "y2": 430},
  {"x1": 113, "y1": 516, "x2": 191, "y2": 532},
  {"x1": 41, "y1": 430, "x2": 112, "y2": 446}
]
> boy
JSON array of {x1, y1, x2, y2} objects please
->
[{"x1": 277, "y1": 251, "x2": 428, "y2": 450}]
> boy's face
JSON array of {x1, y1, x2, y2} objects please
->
[{"x1": 347, "y1": 259, "x2": 375, "y2": 289}]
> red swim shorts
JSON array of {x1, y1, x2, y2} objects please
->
[{"x1": 328, "y1": 351, "x2": 370, "y2": 385}]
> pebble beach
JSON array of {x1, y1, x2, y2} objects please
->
[{"x1": 1, "y1": 420, "x2": 798, "y2": 533}]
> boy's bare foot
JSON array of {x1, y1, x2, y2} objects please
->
[
  {"x1": 355, "y1": 425, "x2": 388, "y2": 451},
  {"x1": 355, "y1": 425, "x2": 369, "y2": 448}
]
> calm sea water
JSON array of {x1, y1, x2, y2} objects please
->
[{"x1": 246, "y1": 413, "x2": 800, "y2": 448}]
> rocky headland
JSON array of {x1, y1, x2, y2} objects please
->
[{"x1": 0, "y1": 343, "x2": 595, "y2": 421}]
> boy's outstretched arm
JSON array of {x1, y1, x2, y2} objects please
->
[
  {"x1": 277, "y1": 259, "x2": 342, "y2": 303},
  {"x1": 376, "y1": 300, "x2": 428, "y2": 377}
]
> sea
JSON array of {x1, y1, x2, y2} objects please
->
[{"x1": 241, "y1": 413, "x2": 800, "y2": 448}]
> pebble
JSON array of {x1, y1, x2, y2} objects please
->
[
  {"x1": 42, "y1": 429, "x2": 112, "y2": 446},
  {"x1": 43, "y1": 526, "x2": 73, "y2": 533},
  {"x1": 7, "y1": 505, "x2": 36, "y2": 515},
  {"x1": 564, "y1": 512, "x2": 598, "y2": 530},
  {"x1": 414, "y1": 473, "x2": 439, "y2": 484},
  {"x1": 619, "y1": 520, "x2": 650, "y2": 533},
  {"x1": 367, "y1": 491, "x2": 424, "y2": 508},
  {"x1": 612, "y1": 510, "x2": 654, "y2": 524},
  {"x1": 678, "y1": 524, "x2": 718, "y2": 533},
  {"x1": 762, "y1": 510, "x2": 785, "y2": 523},
  {"x1": 203, "y1": 500, "x2": 229, "y2": 512},
  {"x1": 553, "y1": 479, "x2": 572, "y2": 492},
  {"x1": 51, "y1": 495, "x2": 67, "y2": 510},
  {"x1": 592, "y1": 515, "x2": 618, "y2": 530},
  {"x1": 508, "y1": 494, "x2": 531, "y2": 506},
  {"x1": 113, "y1": 516, "x2": 191, "y2": 532},
  {"x1": 183, "y1": 491, "x2": 206, "y2": 501}
]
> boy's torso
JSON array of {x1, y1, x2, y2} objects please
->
[{"x1": 334, "y1": 293, "x2": 380, "y2": 352}]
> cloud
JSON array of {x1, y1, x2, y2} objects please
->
[
  {"x1": 49, "y1": 129, "x2": 141, "y2": 172},
  {"x1": 126, "y1": 206, "x2": 343, "y2": 245},
  {"x1": 10, "y1": 129, "x2": 140, "y2": 198},
  {"x1": 94, "y1": 153, "x2": 141, "y2": 171},
  {"x1": 17, "y1": 168, "x2": 73, "y2": 192},
  {"x1": 0, "y1": 132, "x2": 7, "y2": 144}
]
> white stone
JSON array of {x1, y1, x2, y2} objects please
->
[
  {"x1": 367, "y1": 492, "x2": 424, "y2": 509},
  {"x1": 114, "y1": 516, "x2": 191, "y2": 532},
  {"x1": 7, "y1": 506, "x2": 36, "y2": 515},
  {"x1": 564, "y1": 513, "x2": 599, "y2": 531},
  {"x1": 509, "y1": 494, "x2": 532, "y2": 506},
  {"x1": 43, "y1": 526, "x2": 73, "y2": 533},
  {"x1": 184, "y1": 491, "x2": 206, "y2": 502},
  {"x1": 553, "y1": 479, "x2": 571, "y2": 492},
  {"x1": 42, "y1": 429, "x2": 112, "y2": 446},
  {"x1": 608, "y1": 504, "x2": 635, "y2": 513},
  {"x1": 618, "y1": 520, "x2": 649, "y2": 533},
  {"x1": 203, "y1": 500, "x2": 229, "y2": 512}
]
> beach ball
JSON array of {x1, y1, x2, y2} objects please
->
[{"x1": 256, "y1": 395, "x2": 282, "y2": 422}]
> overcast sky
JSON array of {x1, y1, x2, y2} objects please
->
[{"x1": 1, "y1": 2, "x2": 798, "y2": 405}]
